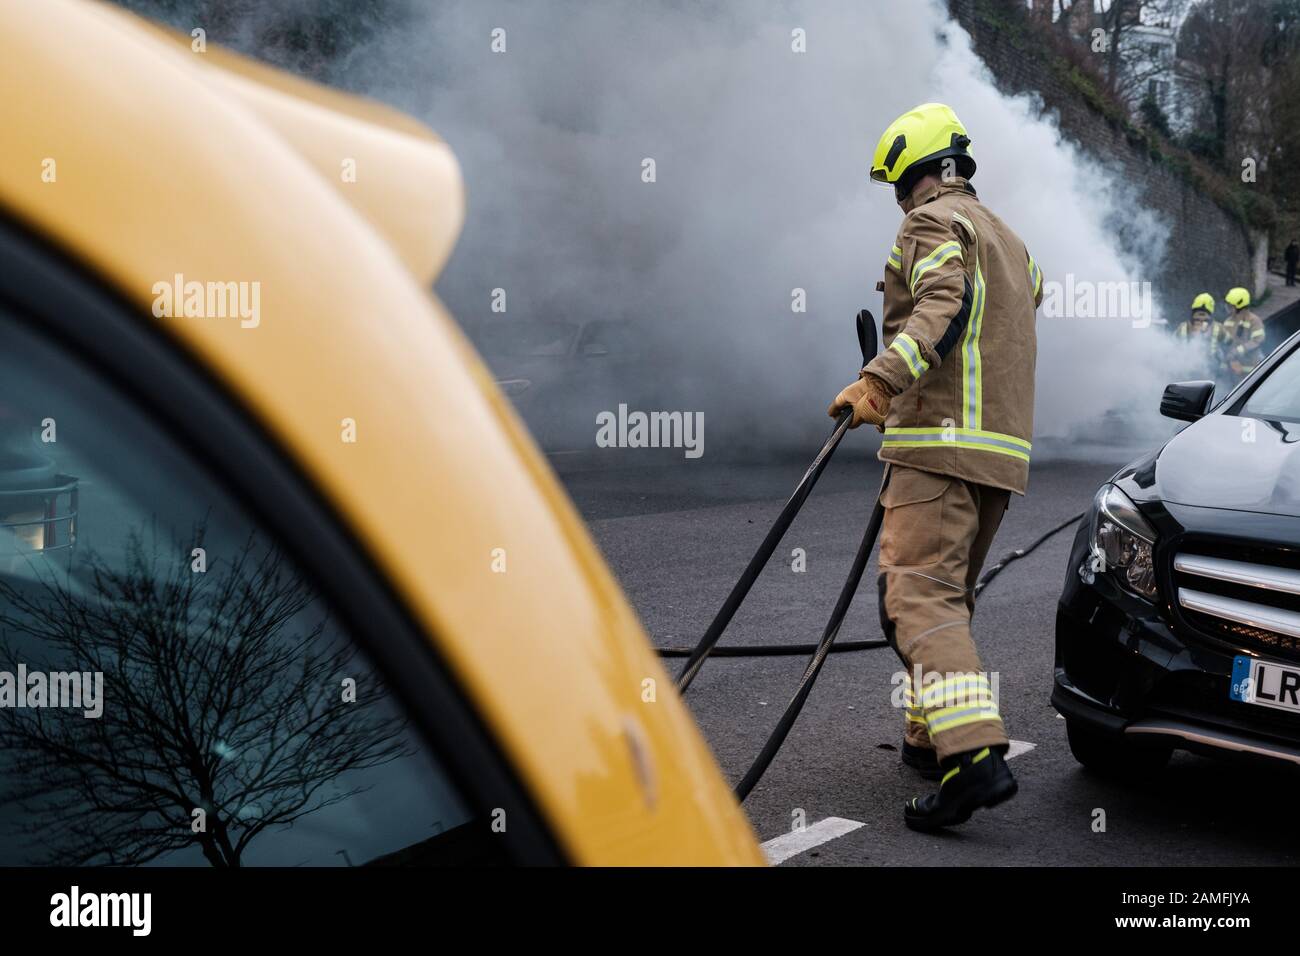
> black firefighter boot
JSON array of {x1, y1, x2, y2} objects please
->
[
  {"x1": 903, "y1": 745, "x2": 1017, "y2": 832},
  {"x1": 900, "y1": 740, "x2": 942, "y2": 780}
]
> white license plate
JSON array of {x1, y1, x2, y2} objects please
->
[{"x1": 1230, "y1": 655, "x2": 1300, "y2": 714}]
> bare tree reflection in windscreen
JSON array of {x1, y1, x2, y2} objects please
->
[{"x1": 0, "y1": 525, "x2": 410, "y2": 866}]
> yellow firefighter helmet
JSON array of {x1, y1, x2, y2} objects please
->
[{"x1": 870, "y1": 103, "x2": 975, "y2": 197}]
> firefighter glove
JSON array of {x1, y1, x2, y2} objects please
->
[{"x1": 828, "y1": 372, "x2": 895, "y2": 429}]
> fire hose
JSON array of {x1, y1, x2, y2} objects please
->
[{"x1": 658, "y1": 309, "x2": 1084, "y2": 801}]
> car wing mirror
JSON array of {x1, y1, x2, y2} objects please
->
[{"x1": 1160, "y1": 380, "x2": 1215, "y2": 422}]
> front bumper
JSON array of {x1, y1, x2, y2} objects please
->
[{"x1": 1054, "y1": 521, "x2": 1300, "y2": 766}]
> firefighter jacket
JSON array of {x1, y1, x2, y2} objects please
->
[
  {"x1": 1176, "y1": 317, "x2": 1225, "y2": 360},
  {"x1": 1220, "y1": 309, "x2": 1265, "y2": 370},
  {"x1": 865, "y1": 178, "x2": 1041, "y2": 495}
]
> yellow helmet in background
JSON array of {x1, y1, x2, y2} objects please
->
[
  {"x1": 870, "y1": 102, "x2": 975, "y2": 197},
  {"x1": 1225, "y1": 287, "x2": 1251, "y2": 310},
  {"x1": 1191, "y1": 292, "x2": 1215, "y2": 315}
]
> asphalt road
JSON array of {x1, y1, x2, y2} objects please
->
[{"x1": 559, "y1": 448, "x2": 1300, "y2": 866}]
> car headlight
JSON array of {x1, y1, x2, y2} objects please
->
[{"x1": 1084, "y1": 484, "x2": 1158, "y2": 601}]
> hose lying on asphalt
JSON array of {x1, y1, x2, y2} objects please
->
[
  {"x1": 731, "y1": 493, "x2": 886, "y2": 800},
  {"x1": 972, "y1": 511, "x2": 1085, "y2": 598},
  {"x1": 662, "y1": 307, "x2": 1088, "y2": 799},
  {"x1": 672, "y1": 408, "x2": 854, "y2": 694},
  {"x1": 657, "y1": 508, "x2": 1085, "y2": 661},
  {"x1": 658, "y1": 448, "x2": 1086, "y2": 801}
]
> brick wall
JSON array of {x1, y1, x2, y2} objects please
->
[{"x1": 949, "y1": 0, "x2": 1266, "y2": 322}]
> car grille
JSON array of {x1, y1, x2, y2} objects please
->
[{"x1": 1173, "y1": 549, "x2": 1300, "y2": 661}]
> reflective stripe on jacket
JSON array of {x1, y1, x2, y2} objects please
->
[{"x1": 866, "y1": 178, "x2": 1039, "y2": 495}]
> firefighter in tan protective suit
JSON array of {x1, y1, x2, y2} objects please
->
[
  {"x1": 1219, "y1": 287, "x2": 1264, "y2": 382},
  {"x1": 1175, "y1": 293, "x2": 1223, "y2": 377},
  {"x1": 828, "y1": 103, "x2": 1040, "y2": 831}
]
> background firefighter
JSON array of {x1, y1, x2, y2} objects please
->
[
  {"x1": 829, "y1": 103, "x2": 1041, "y2": 832},
  {"x1": 1219, "y1": 286, "x2": 1264, "y2": 381},
  {"x1": 1175, "y1": 292, "x2": 1224, "y2": 378}
]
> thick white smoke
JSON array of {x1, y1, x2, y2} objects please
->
[
  {"x1": 928, "y1": 27, "x2": 1196, "y2": 448},
  {"x1": 163, "y1": 0, "x2": 1206, "y2": 456}
]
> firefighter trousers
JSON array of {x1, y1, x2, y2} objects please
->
[{"x1": 877, "y1": 465, "x2": 1010, "y2": 762}]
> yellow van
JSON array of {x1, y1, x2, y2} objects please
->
[{"x1": 0, "y1": 0, "x2": 761, "y2": 866}]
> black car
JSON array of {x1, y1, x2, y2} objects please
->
[{"x1": 1055, "y1": 331, "x2": 1300, "y2": 775}]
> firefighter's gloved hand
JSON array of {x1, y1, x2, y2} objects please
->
[{"x1": 828, "y1": 372, "x2": 894, "y2": 429}]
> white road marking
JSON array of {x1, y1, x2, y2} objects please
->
[
  {"x1": 1007, "y1": 739, "x2": 1036, "y2": 759},
  {"x1": 761, "y1": 816, "x2": 865, "y2": 865},
  {"x1": 762, "y1": 743, "x2": 1034, "y2": 865}
]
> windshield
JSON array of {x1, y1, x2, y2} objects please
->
[{"x1": 1240, "y1": 344, "x2": 1300, "y2": 421}]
